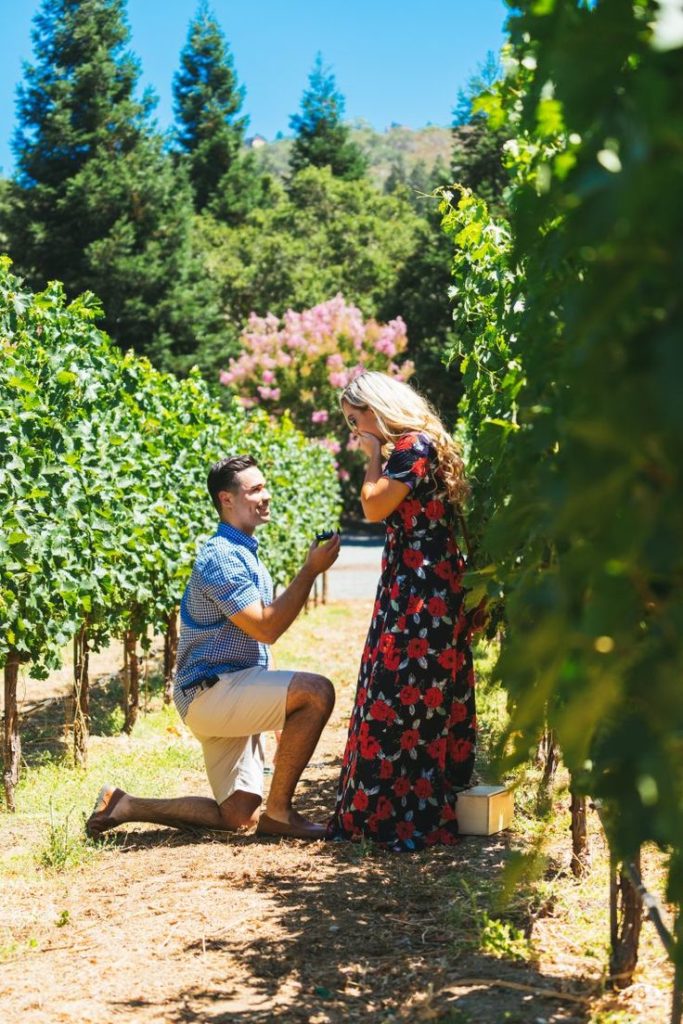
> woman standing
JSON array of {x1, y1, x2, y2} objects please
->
[{"x1": 327, "y1": 372, "x2": 478, "y2": 851}]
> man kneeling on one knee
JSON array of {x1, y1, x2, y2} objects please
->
[{"x1": 87, "y1": 454, "x2": 340, "y2": 841}]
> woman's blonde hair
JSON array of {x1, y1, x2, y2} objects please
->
[{"x1": 341, "y1": 371, "x2": 469, "y2": 506}]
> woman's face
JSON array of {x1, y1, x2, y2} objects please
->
[{"x1": 341, "y1": 400, "x2": 384, "y2": 441}]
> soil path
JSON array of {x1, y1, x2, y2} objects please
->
[{"x1": 0, "y1": 593, "x2": 673, "y2": 1023}]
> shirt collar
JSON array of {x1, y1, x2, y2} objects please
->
[{"x1": 216, "y1": 521, "x2": 259, "y2": 553}]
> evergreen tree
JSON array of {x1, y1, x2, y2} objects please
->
[
  {"x1": 380, "y1": 160, "x2": 463, "y2": 420},
  {"x1": 452, "y1": 50, "x2": 501, "y2": 127},
  {"x1": 174, "y1": 2, "x2": 262, "y2": 221},
  {"x1": 289, "y1": 54, "x2": 367, "y2": 180},
  {"x1": 451, "y1": 50, "x2": 509, "y2": 212},
  {"x1": 7, "y1": 0, "x2": 213, "y2": 369}
]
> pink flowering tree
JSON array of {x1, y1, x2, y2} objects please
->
[{"x1": 219, "y1": 295, "x2": 414, "y2": 509}]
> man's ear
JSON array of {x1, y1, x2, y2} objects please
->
[{"x1": 217, "y1": 488, "x2": 233, "y2": 512}]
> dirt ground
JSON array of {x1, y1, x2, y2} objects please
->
[{"x1": 0, "y1": 600, "x2": 674, "y2": 1024}]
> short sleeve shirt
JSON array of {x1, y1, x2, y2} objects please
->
[{"x1": 173, "y1": 522, "x2": 273, "y2": 720}]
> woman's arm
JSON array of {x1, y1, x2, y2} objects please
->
[{"x1": 357, "y1": 433, "x2": 410, "y2": 521}]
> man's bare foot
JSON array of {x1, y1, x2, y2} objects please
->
[
  {"x1": 256, "y1": 808, "x2": 325, "y2": 840},
  {"x1": 86, "y1": 785, "x2": 127, "y2": 839}
]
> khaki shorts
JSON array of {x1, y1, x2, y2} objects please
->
[{"x1": 184, "y1": 666, "x2": 294, "y2": 805}]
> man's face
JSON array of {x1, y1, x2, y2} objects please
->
[{"x1": 219, "y1": 466, "x2": 271, "y2": 534}]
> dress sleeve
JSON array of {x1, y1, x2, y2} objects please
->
[{"x1": 383, "y1": 434, "x2": 432, "y2": 491}]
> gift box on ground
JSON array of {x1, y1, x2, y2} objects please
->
[{"x1": 457, "y1": 784, "x2": 514, "y2": 836}]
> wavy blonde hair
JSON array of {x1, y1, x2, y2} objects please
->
[{"x1": 341, "y1": 371, "x2": 469, "y2": 507}]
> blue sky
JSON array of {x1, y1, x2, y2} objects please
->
[{"x1": 0, "y1": 0, "x2": 510, "y2": 176}]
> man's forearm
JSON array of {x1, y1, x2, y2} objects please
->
[{"x1": 261, "y1": 565, "x2": 318, "y2": 643}]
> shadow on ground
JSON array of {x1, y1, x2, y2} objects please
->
[
  {"x1": 14, "y1": 667, "x2": 167, "y2": 768},
  {"x1": 107, "y1": 829, "x2": 595, "y2": 1024}
]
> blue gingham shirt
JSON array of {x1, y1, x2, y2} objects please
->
[{"x1": 173, "y1": 522, "x2": 273, "y2": 720}]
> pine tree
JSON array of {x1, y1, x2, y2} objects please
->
[
  {"x1": 289, "y1": 54, "x2": 367, "y2": 181},
  {"x1": 451, "y1": 51, "x2": 508, "y2": 212},
  {"x1": 7, "y1": 0, "x2": 212, "y2": 369},
  {"x1": 173, "y1": 2, "x2": 261, "y2": 221}
]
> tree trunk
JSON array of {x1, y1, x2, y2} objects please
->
[
  {"x1": 570, "y1": 785, "x2": 590, "y2": 878},
  {"x1": 163, "y1": 608, "x2": 178, "y2": 704},
  {"x1": 538, "y1": 726, "x2": 559, "y2": 785},
  {"x1": 3, "y1": 653, "x2": 21, "y2": 812},
  {"x1": 322, "y1": 571, "x2": 328, "y2": 606},
  {"x1": 672, "y1": 912, "x2": 683, "y2": 1024},
  {"x1": 609, "y1": 848, "x2": 643, "y2": 989},
  {"x1": 123, "y1": 630, "x2": 139, "y2": 734},
  {"x1": 535, "y1": 725, "x2": 559, "y2": 812},
  {"x1": 72, "y1": 625, "x2": 90, "y2": 768}
]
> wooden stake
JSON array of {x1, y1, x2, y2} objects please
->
[
  {"x1": 163, "y1": 608, "x2": 178, "y2": 704},
  {"x1": 570, "y1": 787, "x2": 590, "y2": 877},
  {"x1": 123, "y1": 630, "x2": 139, "y2": 734},
  {"x1": 72, "y1": 625, "x2": 90, "y2": 768},
  {"x1": 609, "y1": 848, "x2": 643, "y2": 989},
  {"x1": 2, "y1": 653, "x2": 21, "y2": 812}
]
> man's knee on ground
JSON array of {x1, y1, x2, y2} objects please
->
[
  {"x1": 219, "y1": 790, "x2": 261, "y2": 829},
  {"x1": 287, "y1": 671, "x2": 335, "y2": 717}
]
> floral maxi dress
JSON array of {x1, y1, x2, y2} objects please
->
[{"x1": 327, "y1": 432, "x2": 477, "y2": 852}]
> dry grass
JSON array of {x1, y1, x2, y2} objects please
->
[{"x1": 0, "y1": 599, "x2": 675, "y2": 1023}]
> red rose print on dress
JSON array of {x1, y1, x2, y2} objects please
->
[
  {"x1": 441, "y1": 803, "x2": 457, "y2": 822},
  {"x1": 376, "y1": 796, "x2": 393, "y2": 820},
  {"x1": 426, "y1": 737, "x2": 447, "y2": 767},
  {"x1": 403, "y1": 548, "x2": 424, "y2": 570},
  {"x1": 449, "y1": 702, "x2": 468, "y2": 725},
  {"x1": 396, "y1": 820, "x2": 415, "y2": 841},
  {"x1": 399, "y1": 684, "x2": 421, "y2": 705},
  {"x1": 378, "y1": 632, "x2": 395, "y2": 653},
  {"x1": 437, "y1": 649, "x2": 458, "y2": 670},
  {"x1": 393, "y1": 776, "x2": 411, "y2": 798},
  {"x1": 448, "y1": 737, "x2": 473, "y2": 762},
  {"x1": 342, "y1": 812, "x2": 357, "y2": 833},
  {"x1": 370, "y1": 699, "x2": 396, "y2": 723},
  {"x1": 352, "y1": 789, "x2": 369, "y2": 811},
  {"x1": 414, "y1": 777, "x2": 433, "y2": 800},
  {"x1": 425, "y1": 499, "x2": 445, "y2": 520},
  {"x1": 400, "y1": 729, "x2": 420, "y2": 751},
  {"x1": 360, "y1": 735, "x2": 381, "y2": 759},
  {"x1": 395, "y1": 434, "x2": 417, "y2": 451},
  {"x1": 427, "y1": 596, "x2": 447, "y2": 618},
  {"x1": 384, "y1": 649, "x2": 401, "y2": 671},
  {"x1": 327, "y1": 432, "x2": 476, "y2": 851},
  {"x1": 407, "y1": 637, "x2": 428, "y2": 659},
  {"x1": 424, "y1": 686, "x2": 443, "y2": 708}
]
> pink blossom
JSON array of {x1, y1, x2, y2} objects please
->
[
  {"x1": 315, "y1": 438, "x2": 341, "y2": 455},
  {"x1": 219, "y1": 370, "x2": 234, "y2": 386},
  {"x1": 257, "y1": 385, "x2": 281, "y2": 401},
  {"x1": 338, "y1": 469, "x2": 350, "y2": 481},
  {"x1": 311, "y1": 410, "x2": 329, "y2": 424},
  {"x1": 262, "y1": 370, "x2": 275, "y2": 384}
]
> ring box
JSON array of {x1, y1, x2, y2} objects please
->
[{"x1": 457, "y1": 784, "x2": 514, "y2": 836}]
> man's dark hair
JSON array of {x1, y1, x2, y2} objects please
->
[{"x1": 207, "y1": 455, "x2": 257, "y2": 514}]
